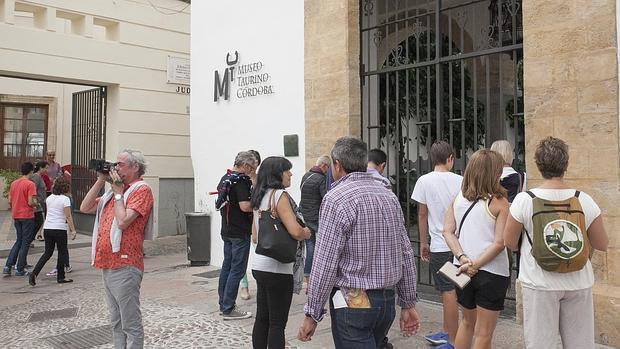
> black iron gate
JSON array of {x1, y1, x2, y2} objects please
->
[
  {"x1": 71, "y1": 87, "x2": 106, "y2": 210},
  {"x1": 360, "y1": 0, "x2": 524, "y2": 310}
]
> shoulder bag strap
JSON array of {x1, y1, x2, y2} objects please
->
[
  {"x1": 457, "y1": 198, "x2": 478, "y2": 238},
  {"x1": 517, "y1": 172, "x2": 523, "y2": 192},
  {"x1": 268, "y1": 189, "x2": 278, "y2": 218},
  {"x1": 300, "y1": 173, "x2": 317, "y2": 192},
  {"x1": 523, "y1": 192, "x2": 535, "y2": 246}
]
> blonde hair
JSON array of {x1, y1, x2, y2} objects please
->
[
  {"x1": 490, "y1": 140, "x2": 514, "y2": 165},
  {"x1": 315, "y1": 155, "x2": 331, "y2": 167},
  {"x1": 462, "y1": 149, "x2": 507, "y2": 201}
]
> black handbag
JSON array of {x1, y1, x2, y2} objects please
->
[{"x1": 255, "y1": 190, "x2": 298, "y2": 263}]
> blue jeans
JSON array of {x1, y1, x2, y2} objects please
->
[
  {"x1": 304, "y1": 234, "x2": 315, "y2": 276},
  {"x1": 218, "y1": 235, "x2": 250, "y2": 314},
  {"x1": 5, "y1": 218, "x2": 35, "y2": 272},
  {"x1": 330, "y1": 288, "x2": 396, "y2": 349}
]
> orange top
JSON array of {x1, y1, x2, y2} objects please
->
[
  {"x1": 93, "y1": 185, "x2": 154, "y2": 271},
  {"x1": 9, "y1": 178, "x2": 36, "y2": 219}
]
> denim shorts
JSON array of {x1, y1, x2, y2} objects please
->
[{"x1": 430, "y1": 251, "x2": 455, "y2": 292}]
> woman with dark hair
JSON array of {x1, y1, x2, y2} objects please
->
[
  {"x1": 29, "y1": 178, "x2": 76, "y2": 286},
  {"x1": 442, "y1": 149, "x2": 511, "y2": 349},
  {"x1": 30, "y1": 161, "x2": 48, "y2": 242},
  {"x1": 250, "y1": 156, "x2": 310, "y2": 349}
]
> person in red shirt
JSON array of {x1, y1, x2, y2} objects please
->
[
  {"x1": 41, "y1": 170, "x2": 52, "y2": 196},
  {"x1": 80, "y1": 149, "x2": 154, "y2": 349},
  {"x1": 3, "y1": 162, "x2": 38, "y2": 276}
]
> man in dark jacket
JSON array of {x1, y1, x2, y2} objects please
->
[{"x1": 299, "y1": 155, "x2": 330, "y2": 282}]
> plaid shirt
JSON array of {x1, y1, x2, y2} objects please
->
[{"x1": 304, "y1": 172, "x2": 418, "y2": 321}]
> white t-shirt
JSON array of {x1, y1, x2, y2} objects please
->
[
  {"x1": 252, "y1": 189, "x2": 294, "y2": 275},
  {"x1": 411, "y1": 171, "x2": 463, "y2": 252},
  {"x1": 510, "y1": 189, "x2": 601, "y2": 291},
  {"x1": 43, "y1": 194, "x2": 71, "y2": 230}
]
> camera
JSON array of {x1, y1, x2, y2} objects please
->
[{"x1": 88, "y1": 159, "x2": 116, "y2": 174}]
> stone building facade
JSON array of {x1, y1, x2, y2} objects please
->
[
  {"x1": 0, "y1": 0, "x2": 193, "y2": 236},
  {"x1": 305, "y1": 0, "x2": 620, "y2": 346},
  {"x1": 522, "y1": 0, "x2": 619, "y2": 346}
]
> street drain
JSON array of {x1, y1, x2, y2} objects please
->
[
  {"x1": 44, "y1": 325, "x2": 112, "y2": 349},
  {"x1": 192, "y1": 269, "x2": 221, "y2": 279},
  {"x1": 28, "y1": 307, "x2": 79, "y2": 322}
]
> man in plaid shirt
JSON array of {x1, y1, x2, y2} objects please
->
[{"x1": 298, "y1": 137, "x2": 421, "y2": 348}]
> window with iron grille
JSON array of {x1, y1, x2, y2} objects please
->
[
  {"x1": 0, "y1": 103, "x2": 48, "y2": 170},
  {"x1": 71, "y1": 87, "x2": 106, "y2": 211}
]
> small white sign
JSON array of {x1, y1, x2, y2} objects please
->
[
  {"x1": 167, "y1": 56, "x2": 190, "y2": 85},
  {"x1": 331, "y1": 290, "x2": 348, "y2": 309}
]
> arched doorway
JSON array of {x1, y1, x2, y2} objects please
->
[{"x1": 360, "y1": 0, "x2": 524, "y2": 312}]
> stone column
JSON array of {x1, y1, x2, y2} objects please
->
[
  {"x1": 304, "y1": 0, "x2": 360, "y2": 169},
  {"x1": 523, "y1": 0, "x2": 620, "y2": 346}
]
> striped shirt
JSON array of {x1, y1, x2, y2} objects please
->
[{"x1": 304, "y1": 172, "x2": 418, "y2": 321}]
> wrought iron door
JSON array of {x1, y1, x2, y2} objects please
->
[
  {"x1": 360, "y1": 0, "x2": 524, "y2": 309},
  {"x1": 71, "y1": 87, "x2": 106, "y2": 211}
]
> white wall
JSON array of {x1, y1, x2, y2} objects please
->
[{"x1": 191, "y1": 1, "x2": 305, "y2": 266}]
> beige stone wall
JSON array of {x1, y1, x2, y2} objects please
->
[
  {"x1": 304, "y1": 0, "x2": 361, "y2": 169},
  {"x1": 523, "y1": 0, "x2": 620, "y2": 346}
]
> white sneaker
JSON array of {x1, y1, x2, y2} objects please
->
[
  {"x1": 46, "y1": 269, "x2": 57, "y2": 277},
  {"x1": 65, "y1": 266, "x2": 73, "y2": 273},
  {"x1": 222, "y1": 307, "x2": 252, "y2": 320}
]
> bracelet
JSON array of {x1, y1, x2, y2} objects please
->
[{"x1": 457, "y1": 253, "x2": 467, "y2": 261}]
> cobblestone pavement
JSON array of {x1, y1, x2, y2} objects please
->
[
  {"x1": 0, "y1": 284, "x2": 252, "y2": 349},
  {"x1": 0, "y1": 245, "x2": 528, "y2": 349},
  {"x1": 12, "y1": 235, "x2": 592, "y2": 348},
  {"x1": 0, "y1": 222, "x2": 613, "y2": 348}
]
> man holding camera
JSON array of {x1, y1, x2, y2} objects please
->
[{"x1": 81, "y1": 149, "x2": 154, "y2": 349}]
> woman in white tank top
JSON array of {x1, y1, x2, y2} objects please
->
[{"x1": 442, "y1": 149, "x2": 510, "y2": 349}]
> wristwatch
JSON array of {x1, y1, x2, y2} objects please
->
[{"x1": 114, "y1": 193, "x2": 123, "y2": 202}]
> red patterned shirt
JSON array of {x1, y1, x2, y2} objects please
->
[{"x1": 93, "y1": 185, "x2": 154, "y2": 271}]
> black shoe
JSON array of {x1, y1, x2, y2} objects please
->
[
  {"x1": 29, "y1": 273, "x2": 36, "y2": 286},
  {"x1": 380, "y1": 337, "x2": 393, "y2": 349},
  {"x1": 58, "y1": 279, "x2": 73, "y2": 284}
]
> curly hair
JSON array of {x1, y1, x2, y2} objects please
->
[
  {"x1": 52, "y1": 178, "x2": 71, "y2": 195},
  {"x1": 535, "y1": 137, "x2": 569, "y2": 179}
]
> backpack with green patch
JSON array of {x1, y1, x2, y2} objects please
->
[{"x1": 524, "y1": 190, "x2": 590, "y2": 273}]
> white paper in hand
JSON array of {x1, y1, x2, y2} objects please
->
[
  {"x1": 332, "y1": 290, "x2": 348, "y2": 309},
  {"x1": 438, "y1": 261, "x2": 471, "y2": 289}
]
